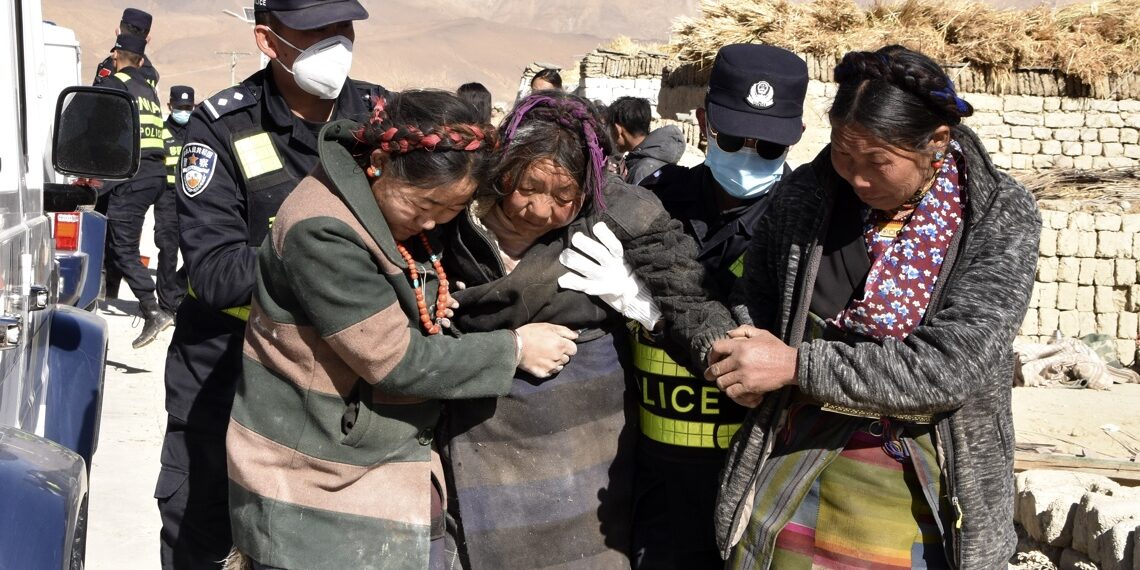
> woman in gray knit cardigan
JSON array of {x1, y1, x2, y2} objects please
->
[{"x1": 705, "y1": 45, "x2": 1041, "y2": 568}]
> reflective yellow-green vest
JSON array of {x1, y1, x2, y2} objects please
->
[{"x1": 631, "y1": 251, "x2": 748, "y2": 451}]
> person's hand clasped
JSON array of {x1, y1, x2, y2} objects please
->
[
  {"x1": 557, "y1": 222, "x2": 661, "y2": 329},
  {"x1": 704, "y1": 326, "x2": 798, "y2": 408},
  {"x1": 438, "y1": 296, "x2": 460, "y2": 330},
  {"x1": 515, "y1": 323, "x2": 579, "y2": 378}
]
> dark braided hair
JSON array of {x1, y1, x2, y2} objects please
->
[
  {"x1": 830, "y1": 45, "x2": 974, "y2": 152},
  {"x1": 351, "y1": 90, "x2": 498, "y2": 191},
  {"x1": 490, "y1": 90, "x2": 613, "y2": 211}
]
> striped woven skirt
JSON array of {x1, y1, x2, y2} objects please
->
[
  {"x1": 439, "y1": 332, "x2": 636, "y2": 569},
  {"x1": 729, "y1": 404, "x2": 950, "y2": 569}
]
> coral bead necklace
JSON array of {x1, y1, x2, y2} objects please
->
[{"x1": 394, "y1": 232, "x2": 450, "y2": 335}]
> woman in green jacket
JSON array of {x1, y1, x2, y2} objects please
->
[{"x1": 226, "y1": 90, "x2": 580, "y2": 570}]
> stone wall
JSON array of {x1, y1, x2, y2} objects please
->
[
  {"x1": 574, "y1": 50, "x2": 1140, "y2": 172},
  {"x1": 967, "y1": 95, "x2": 1140, "y2": 172},
  {"x1": 576, "y1": 50, "x2": 671, "y2": 106},
  {"x1": 1023, "y1": 203, "x2": 1140, "y2": 367}
]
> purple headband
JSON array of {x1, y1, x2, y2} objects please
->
[{"x1": 503, "y1": 95, "x2": 607, "y2": 210}]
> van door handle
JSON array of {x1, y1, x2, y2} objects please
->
[
  {"x1": 29, "y1": 285, "x2": 49, "y2": 311},
  {"x1": 0, "y1": 315, "x2": 21, "y2": 349}
]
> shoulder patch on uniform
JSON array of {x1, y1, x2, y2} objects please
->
[
  {"x1": 202, "y1": 86, "x2": 257, "y2": 121},
  {"x1": 181, "y1": 143, "x2": 218, "y2": 198}
]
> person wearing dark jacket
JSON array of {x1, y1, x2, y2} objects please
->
[
  {"x1": 707, "y1": 45, "x2": 1040, "y2": 568},
  {"x1": 100, "y1": 33, "x2": 171, "y2": 348},
  {"x1": 94, "y1": 8, "x2": 158, "y2": 303},
  {"x1": 439, "y1": 91, "x2": 734, "y2": 569},
  {"x1": 631, "y1": 43, "x2": 808, "y2": 569},
  {"x1": 157, "y1": 1, "x2": 385, "y2": 567},
  {"x1": 608, "y1": 96, "x2": 686, "y2": 185},
  {"x1": 155, "y1": 85, "x2": 194, "y2": 321}
]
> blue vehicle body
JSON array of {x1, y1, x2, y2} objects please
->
[
  {"x1": 44, "y1": 305, "x2": 107, "y2": 469},
  {"x1": 0, "y1": 426, "x2": 88, "y2": 570}
]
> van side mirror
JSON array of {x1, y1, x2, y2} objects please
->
[{"x1": 52, "y1": 86, "x2": 140, "y2": 180}]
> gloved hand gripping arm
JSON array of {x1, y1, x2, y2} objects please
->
[{"x1": 558, "y1": 222, "x2": 662, "y2": 330}]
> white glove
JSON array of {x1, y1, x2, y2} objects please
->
[{"x1": 558, "y1": 222, "x2": 662, "y2": 329}]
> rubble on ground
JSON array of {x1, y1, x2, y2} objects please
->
[{"x1": 1012, "y1": 470, "x2": 1140, "y2": 569}]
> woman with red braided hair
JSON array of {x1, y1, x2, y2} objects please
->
[
  {"x1": 438, "y1": 91, "x2": 736, "y2": 567},
  {"x1": 225, "y1": 90, "x2": 581, "y2": 570}
]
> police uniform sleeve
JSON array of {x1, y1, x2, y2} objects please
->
[
  {"x1": 175, "y1": 109, "x2": 258, "y2": 310},
  {"x1": 92, "y1": 56, "x2": 114, "y2": 86}
]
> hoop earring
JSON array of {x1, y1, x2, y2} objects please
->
[
  {"x1": 931, "y1": 150, "x2": 945, "y2": 170},
  {"x1": 366, "y1": 165, "x2": 381, "y2": 178}
]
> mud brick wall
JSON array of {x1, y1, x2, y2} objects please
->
[
  {"x1": 575, "y1": 50, "x2": 1140, "y2": 172},
  {"x1": 1020, "y1": 203, "x2": 1140, "y2": 366},
  {"x1": 575, "y1": 50, "x2": 672, "y2": 106}
]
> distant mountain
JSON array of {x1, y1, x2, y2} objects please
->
[
  {"x1": 418, "y1": 0, "x2": 700, "y2": 39},
  {"x1": 42, "y1": 0, "x2": 698, "y2": 106}
]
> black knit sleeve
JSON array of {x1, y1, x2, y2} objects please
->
[{"x1": 599, "y1": 181, "x2": 736, "y2": 366}]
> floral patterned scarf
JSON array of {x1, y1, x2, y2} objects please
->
[{"x1": 832, "y1": 140, "x2": 964, "y2": 340}]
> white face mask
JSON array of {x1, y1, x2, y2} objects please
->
[
  {"x1": 704, "y1": 126, "x2": 788, "y2": 199},
  {"x1": 269, "y1": 29, "x2": 353, "y2": 100},
  {"x1": 171, "y1": 109, "x2": 192, "y2": 125}
]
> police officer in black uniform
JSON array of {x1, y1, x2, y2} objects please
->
[
  {"x1": 95, "y1": 9, "x2": 158, "y2": 302},
  {"x1": 633, "y1": 44, "x2": 809, "y2": 568},
  {"x1": 93, "y1": 8, "x2": 159, "y2": 88},
  {"x1": 100, "y1": 33, "x2": 173, "y2": 349},
  {"x1": 155, "y1": 85, "x2": 195, "y2": 320},
  {"x1": 157, "y1": 1, "x2": 384, "y2": 567}
]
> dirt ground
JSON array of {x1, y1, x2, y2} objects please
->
[
  {"x1": 1013, "y1": 383, "x2": 1140, "y2": 461},
  {"x1": 1007, "y1": 384, "x2": 1140, "y2": 569}
]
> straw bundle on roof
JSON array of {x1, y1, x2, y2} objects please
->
[{"x1": 668, "y1": 0, "x2": 1140, "y2": 84}]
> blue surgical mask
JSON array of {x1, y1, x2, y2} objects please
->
[
  {"x1": 705, "y1": 128, "x2": 788, "y2": 199},
  {"x1": 171, "y1": 109, "x2": 191, "y2": 125}
]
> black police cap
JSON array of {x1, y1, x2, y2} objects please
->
[
  {"x1": 113, "y1": 33, "x2": 147, "y2": 56},
  {"x1": 705, "y1": 44, "x2": 808, "y2": 146},
  {"x1": 254, "y1": 0, "x2": 368, "y2": 31},
  {"x1": 170, "y1": 85, "x2": 195, "y2": 105},
  {"x1": 121, "y1": 8, "x2": 152, "y2": 34}
]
